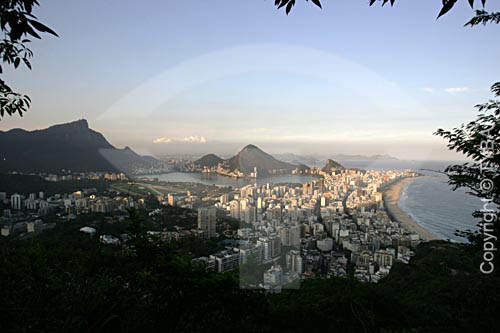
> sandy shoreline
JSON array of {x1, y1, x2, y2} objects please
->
[{"x1": 383, "y1": 177, "x2": 440, "y2": 241}]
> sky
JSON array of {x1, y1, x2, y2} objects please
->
[{"x1": 2, "y1": 0, "x2": 499, "y2": 160}]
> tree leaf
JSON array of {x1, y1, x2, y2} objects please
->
[
  {"x1": 25, "y1": 24, "x2": 41, "y2": 39},
  {"x1": 278, "y1": 0, "x2": 290, "y2": 9},
  {"x1": 311, "y1": 0, "x2": 322, "y2": 9},
  {"x1": 437, "y1": 0, "x2": 458, "y2": 19},
  {"x1": 28, "y1": 19, "x2": 59, "y2": 37},
  {"x1": 286, "y1": 1, "x2": 294, "y2": 15},
  {"x1": 23, "y1": 58, "x2": 32, "y2": 70}
]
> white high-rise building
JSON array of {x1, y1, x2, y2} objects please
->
[
  {"x1": 11, "y1": 194, "x2": 21, "y2": 210},
  {"x1": 286, "y1": 250, "x2": 303, "y2": 275},
  {"x1": 257, "y1": 237, "x2": 273, "y2": 262},
  {"x1": 198, "y1": 207, "x2": 217, "y2": 238}
]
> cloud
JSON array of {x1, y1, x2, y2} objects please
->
[
  {"x1": 153, "y1": 136, "x2": 207, "y2": 144},
  {"x1": 445, "y1": 87, "x2": 469, "y2": 94},
  {"x1": 422, "y1": 87, "x2": 434, "y2": 93}
]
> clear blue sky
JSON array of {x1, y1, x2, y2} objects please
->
[{"x1": 2, "y1": 0, "x2": 499, "y2": 159}]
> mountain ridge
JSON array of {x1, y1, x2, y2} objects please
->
[{"x1": 0, "y1": 119, "x2": 156, "y2": 174}]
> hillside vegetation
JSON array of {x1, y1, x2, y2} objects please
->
[{"x1": 0, "y1": 210, "x2": 498, "y2": 332}]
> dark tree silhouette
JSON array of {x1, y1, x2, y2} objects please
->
[
  {"x1": 275, "y1": 0, "x2": 494, "y2": 21},
  {"x1": 466, "y1": 9, "x2": 500, "y2": 26},
  {"x1": 434, "y1": 83, "x2": 500, "y2": 255},
  {"x1": 0, "y1": 0, "x2": 58, "y2": 120}
]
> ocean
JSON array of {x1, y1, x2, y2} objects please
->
[
  {"x1": 341, "y1": 159, "x2": 481, "y2": 243},
  {"x1": 340, "y1": 159, "x2": 481, "y2": 242},
  {"x1": 398, "y1": 174, "x2": 481, "y2": 243}
]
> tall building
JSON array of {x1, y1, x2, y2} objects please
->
[
  {"x1": 270, "y1": 234, "x2": 281, "y2": 259},
  {"x1": 167, "y1": 193, "x2": 176, "y2": 206},
  {"x1": 25, "y1": 200, "x2": 38, "y2": 211},
  {"x1": 263, "y1": 265, "x2": 283, "y2": 286},
  {"x1": 374, "y1": 249, "x2": 393, "y2": 267},
  {"x1": 229, "y1": 200, "x2": 240, "y2": 220},
  {"x1": 257, "y1": 236, "x2": 279, "y2": 262},
  {"x1": 245, "y1": 205, "x2": 256, "y2": 224},
  {"x1": 280, "y1": 225, "x2": 301, "y2": 247},
  {"x1": 11, "y1": 194, "x2": 22, "y2": 210},
  {"x1": 257, "y1": 197, "x2": 263, "y2": 212},
  {"x1": 271, "y1": 207, "x2": 282, "y2": 222},
  {"x1": 198, "y1": 207, "x2": 217, "y2": 238},
  {"x1": 220, "y1": 194, "x2": 229, "y2": 204},
  {"x1": 210, "y1": 249, "x2": 239, "y2": 273},
  {"x1": 286, "y1": 250, "x2": 303, "y2": 275}
]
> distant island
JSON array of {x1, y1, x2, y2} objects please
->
[{"x1": 273, "y1": 153, "x2": 398, "y2": 167}]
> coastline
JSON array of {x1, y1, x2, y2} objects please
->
[{"x1": 383, "y1": 177, "x2": 440, "y2": 241}]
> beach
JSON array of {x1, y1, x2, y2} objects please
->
[{"x1": 383, "y1": 177, "x2": 440, "y2": 241}]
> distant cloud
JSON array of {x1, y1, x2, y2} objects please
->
[
  {"x1": 445, "y1": 87, "x2": 469, "y2": 94},
  {"x1": 422, "y1": 87, "x2": 434, "y2": 93},
  {"x1": 153, "y1": 136, "x2": 207, "y2": 144}
]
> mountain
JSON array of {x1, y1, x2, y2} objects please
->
[
  {"x1": 142, "y1": 155, "x2": 161, "y2": 164},
  {"x1": 0, "y1": 119, "x2": 156, "y2": 174},
  {"x1": 194, "y1": 153, "x2": 224, "y2": 168},
  {"x1": 322, "y1": 159, "x2": 344, "y2": 173},
  {"x1": 226, "y1": 144, "x2": 298, "y2": 176},
  {"x1": 194, "y1": 145, "x2": 302, "y2": 176}
]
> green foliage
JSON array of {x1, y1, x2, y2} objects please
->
[
  {"x1": 239, "y1": 252, "x2": 272, "y2": 287},
  {"x1": 159, "y1": 205, "x2": 197, "y2": 230},
  {"x1": 220, "y1": 216, "x2": 252, "y2": 231},
  {"x1": 0, "y1": 0, "x2": 58, "y2": 120},
  {"x1": 434, "y1": 82, "x2": 500, "y2": 250},
  {"x1": 0, "y1": 173, "x2": 113, "y2": 197},
  {"x1": 1, "y1": 211, "x2": 500, "y2": 331}
]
